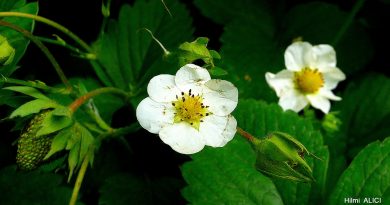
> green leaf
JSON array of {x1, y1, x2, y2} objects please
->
[
  {"x1": 93, "y1": 0, "x2": 193, "y2": 90},
  {"x1": 4, "y1": 86, "x2": 50, "y2": 99},
  {"x1": 0, "y1": 166, "x2": 79, "y2": 205},
  {"x1": 0, "y1": 1, "x2": 38, "y2": 77},
  {"x1": 67, "y1": 139, "x2": 80, "y2": 182},
  {"x1": 182, "y1": 136, "x2": 283, "y2": 205},
  {"x1": 78, "y1": 124, "x2": 95, "y2": 163},
  {"x1": 209, "y1": 66, "x2": 228, "y2": 76},
  {"x1": 36, "y1": 109, "x2": 73, "y2": 136},
  {"x1": 328, "y1": 137, "x2": 390, "y2": 205},
  {"x1": 99, "y1": 173, "x2": 183, "y2": 205},
  {"x1": 10, "y1": 98, "x2": 58, "y2": 118},
  {"x1": 335, "y1": 74, "x2": 390, "y2": 156},
  {"x1": 44, "y1": 128, "x2": 72, "y2": 160},
  {"x1": 233, "y1": 100, "x2": 329, "y2": 205}
]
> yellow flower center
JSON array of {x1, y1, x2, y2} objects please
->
[
  {"x1": 294, "y1": 68, "x2": 324, "y2": 94},
  {"x1": 172, "y1": 89, "x2": 210, "y2": 130}
]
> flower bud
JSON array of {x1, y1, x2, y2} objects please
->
[
  {"x1": 252, "y1": 132, "x2": 315, "y2": 182},
  {"x1": 16, "y1": 110, "x2": 53, "y2": 171},
  {"x1": 0, "y1": 35, "x2": 15, "y2": 66}
]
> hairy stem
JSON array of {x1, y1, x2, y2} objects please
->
[
  {"x1": 69, "y1": 146, "x2": 93, "y2": 205},
  {"x1": 0, "y1": 20, "x2": 72, "y2": 90},
  {"x1": 0, "y1": 12, "x2": 93, "y2": 53},
  {"x1": 236, "y1": 127, "x2": 256, "y2": 142},
  {"x1": 69, "y1": 87, "x2": 131, "y2": 113},
  {"x1": 332, "y1": 0, "x2": 366, "y2": 46}
]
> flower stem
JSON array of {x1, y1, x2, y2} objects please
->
[
  {"x1": 69, "y1": 87, "x2": 131, "y2": 113},
  {"x1": 68, "y1": 146, "x2": 93, "y2": 205},
  {"x1": 332, "y1": 0, "x2": 366, "y2": 46},
  {"x1": 236, "y1": 127, "x2": 256, "y2": 142},
  {"x1": 0, "y1": 20, "x2": 72, "y2": 90},
  {"x1": 35, "y1": 36, "x2": 94, "y2": 59},
  {"x1": 0, "y1": 12, "x2": 93, "y2": 53}
]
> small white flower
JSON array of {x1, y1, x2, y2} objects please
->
[
  {"x1": 136, "y1": 64, "x2": 238, "y2": 154},
  {"x1": 265, "y1": 41, "x2": 346, "y2": 113}
]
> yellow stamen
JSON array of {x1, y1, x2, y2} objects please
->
[
  {"x1": 172, "y1": 89, "x2": 210, "y2": 130},
  {"x1": 294, "y1": 68, "x2": 324, "y2": 94}
]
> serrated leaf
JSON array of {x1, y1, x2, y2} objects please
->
[
  {"x1": 182, "y1": 136, "x2": 283, "y2": 205},
  {"x1": 4, "y1": 86, "x2": 50, "y2": 99},
  {"x1": 36, "y1": 109, "x2": 73, "y2": 136},
  {"x1": 10, "y1": 98, "x2": 58, "y2": 118},
  {"x1": 78, "y1": 124, "x2": 95, "y2": 162},
  {"x1": 93, "y1": 0, "x2": 193, "y2": 90},
  {"x1": 99, "y1": 173, "x2": 183, "y2": 205},
  {"x1": 328, "y1": 137, "x2": 390, "y2": 205},
  {"x1": 44, "y1": 128, "x2": 72, "y2": 160},
  {"x1": 0, "y1": 166, "x2": 79, "y2": 205},
  {"x1": 68, "y1": 140, "x2": 80, "y2": 182},
  {"x1": 0, "y1": 1, "x2": 38, "y2": 77}
]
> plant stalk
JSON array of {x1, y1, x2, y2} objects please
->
[
  {"x1": 0, "y1": 12, "x2": 93, "y2": 53},
  {"x1": 0, "y1": 20, "x2": 72, "y2": 90}
]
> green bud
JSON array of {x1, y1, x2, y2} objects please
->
[
  {"x1": 0, "y1": 35, "x2": 16, "y2": 66},
  {"x1": 252, "y1": 132, "x2": 316, "y2": 183},
  {"x1": 16, "y1": 110, "x2": 53, "y2": 171},
  {"x1": 322, "y1": 111, "x2": 342, "y2": 133}
]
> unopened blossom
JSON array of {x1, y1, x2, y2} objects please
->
[
  {"x1": 136, "y1": 64, "x2": 238, "y2": 154},
  {"x1": 265, "y1": 41, "x2": 346, "y2": 113}
]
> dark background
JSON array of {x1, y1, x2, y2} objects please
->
[{"x1": 1, "y1": 0, "x2": 389, "y2": 204}]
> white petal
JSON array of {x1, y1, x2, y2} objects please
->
[
  {"x1": 159, "y1": 122, "x2": 205, "y2": 154},
  {"x1": 284, "y1": 42, "x2": 313, "y2": 71},
  {"x1": 136, "y1": 98, "x2": 174, "y2": 134},
  {"x1": 322, "y1": 67, "x2": 346, "y2": 89},
  {"x1": 307, "y1": 94, "x2": 331, "y2": 114},
  {"x1": 311, "y1": 44, "x2": 337, "y2": 70},
  {"x1": 147, "y1": 74, "x2": 181, "y2": 102},
  {"x1": 175, "y1": 64, "x2": 211, "y2": 92},
  {"x1": 279, "y1": 91, "x2": 308, "y2": 112},
  {"x1": 202, "y1": 79, "x2": 238, "y2": 116},
  {"x1": 199, "y1": 114, "x2": 236, "y2": 147},
  {"x1": 265, "y1": 70, "x2": 294, "y2": 97},
  {"x1": 319, "y1": 89, "x2": 341, "y2": 101}
]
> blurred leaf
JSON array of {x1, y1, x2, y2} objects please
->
[
  {"x1": 284, "y1": 2, "x2": 373, "y2": 75},
  {"x1": 0, "y1": 166, "x2": 80, "y2": 205},
  {"x1": 197, "y1": 1, "x2": 372, "y2": 101},
  {"x1": 4, "y1": 86, "x2": 50, "y2": 99},
  {"x1": 328, "y1": 137, "x2": 390, "y2": 205},
  {"x1": 334, "y1": 74, "x2": 390, "y2": 156},
  {"x1": 10, "y1": 98, "x2": 58, "y2": 118},
  {"x1": 68, "y1": 139, "x2": 80, "y2": 181},
  {"x1": 99, "y1": 173, "x2": 183, "y2": 205},
  {"x1": 92, "y1": 0, "x2": 193, "y2": 90},
  {"x1": 237, "y1": 100, "x2": 329, "y2": 205},
  {"x1": 36, "y1": 108, "x2": 73, "y2": 136},
  {"x1": 0, "y1": 1, "x2": 38, "y2": 77},
  {"x1": 194, "y1": 0, "x2": 274, "y2": 25},
  {"x1": 209, "y1": 66, "x2": 227, "y2": 76}
]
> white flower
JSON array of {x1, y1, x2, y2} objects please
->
[
  {"x1": 265, "y1": 41, "x2": 346, "y2": 113},
  {"x1": 136, "y1": 64, "x2": 238, "y2": 154}
]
